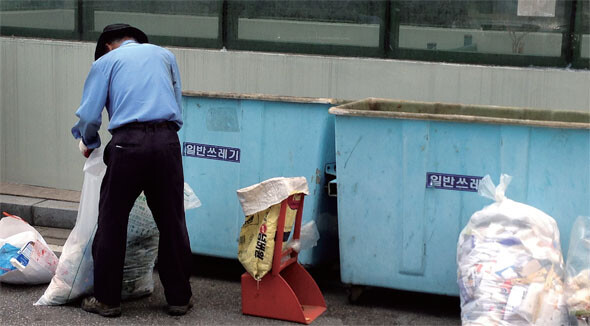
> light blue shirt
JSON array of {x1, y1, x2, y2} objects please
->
[{"x1": 71, "y1": 40, "x2": 183, "y2": 149}]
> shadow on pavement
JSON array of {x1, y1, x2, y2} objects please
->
[{"x1": 186, "y1": 254, "x2": 460, "y2": 321}]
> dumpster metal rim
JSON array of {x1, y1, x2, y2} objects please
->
[
  {"x1": 183, "y1": 91, "x2": 346, "y2": 105},
  {"x1": 329, "y1": 107, "x2": 590, "y2": 130},
  {"x1": 329, "y1": 97, "x2": 590, "y2": 130}
]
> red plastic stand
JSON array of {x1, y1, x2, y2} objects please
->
[{"x1": 241, "y1": 194, "x2": 327, "y2": 324}]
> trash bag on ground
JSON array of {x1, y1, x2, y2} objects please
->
[
  {"x1": 122, "y1": 186, "x2": 200, "y2": 298},
  {"x1": 236, "y1": 177, "x2": 309, "y2": 281},
  {"x1": 36, "y1": 149, "x2": 200, "y2": 305},
  {"x1": 0, "y1": 213, "x2": 59, "y2": 285},
  {"x1": 120, "y1": 193, "x2": 159, "y2": 300},
  {"x1": 457, "y1": 174, "x2": 567, "y2": 326},
  {"x1": 564, "y1": 216, "x2": 590, "y2": 322}
]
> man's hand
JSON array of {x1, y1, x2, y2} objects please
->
[{"x1": 79, "y1": 140, "x2": 94, "y2": 158}]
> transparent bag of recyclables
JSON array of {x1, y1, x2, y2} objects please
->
[
  {"x1": 564, "y1": 216, "x2": 590, "y2": 321},
  {"x1": 457, "y1": 174, "x2": 567, "y2": 326}
]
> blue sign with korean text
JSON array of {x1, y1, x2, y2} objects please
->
[
  {"x1": 425, "y1": 172, "x2": 482, "y2": 192},
  {"x1": 183, "y1": 142, "x2": 240, "y2": 163}
]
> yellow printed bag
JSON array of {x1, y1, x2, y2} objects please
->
[{"x1": 237, "y1": 177, "x2": 308, "y2": 280}]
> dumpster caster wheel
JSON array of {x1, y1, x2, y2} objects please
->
[{"x1": 347, "y1": 285, "x2": 365, "y2": 304}]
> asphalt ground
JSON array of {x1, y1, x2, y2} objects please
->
[{"x1": 0, "y1": 255, "x2": 461, "y2": 326}]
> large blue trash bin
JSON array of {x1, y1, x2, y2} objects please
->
[
  {"x1": 178, "y1": 92, "x2": 339, "y2": 265},
  {"x1": 330, "y1": 98, "x2": 590, "y2": 296}
]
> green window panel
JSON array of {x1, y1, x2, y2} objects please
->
[
  {"x1": 0, "y1": 0, "x2": 79, "y2": 40},
  {"x1": 389, "y1": 0, "x2": 574, "y2": 67},
  {"x1": 81, "y1": 0, "x2": 222, "y2": 48},
  {"x1": 225, "y1": 0, "x2": 388, "y2": 58}
]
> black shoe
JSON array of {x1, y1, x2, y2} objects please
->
[
  {"x1": 81, "y1": 296, "x2": 121, "y2": 317},
  {"x1": 167, "y1": 298, "x2": 193, "y2": 316}
]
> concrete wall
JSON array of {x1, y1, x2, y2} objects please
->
[
  {"x1": 0, "y1": 38, "x2": 102, "y2": 191},
  {"x1": 1, "y1": 37, "x2": 589, "y2": 190}
]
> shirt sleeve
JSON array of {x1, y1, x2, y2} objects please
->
[
  {"x1": 71, "y1": 63, "x2": 109, "y2": 149},
  {"x1": 170, "y1": 53, "x2": 183, "y2": 114}
]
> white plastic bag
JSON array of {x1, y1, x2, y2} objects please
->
[
  {"x1": 457, "y1": 174, "x2": 567, "y2": 326},
  {"x1": 0, "y1": 214, "x2": 59, "y2": 284},
  {"x1": 287, "y1": 220, "x2": 320, "y2": 253},
  {"x1": 36, "y1": 149, "x2": 200, "y2": 305},
  {"x1": 564, "y1": 216, "x2": 590, "y2": 321},
  {"x1": 35, "y1": 149, "x2": 105, "y2": 305},
  {"x1": 184, "y1": 183, "x2": 201, "y2": 210}
]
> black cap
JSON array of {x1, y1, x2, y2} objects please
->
[{"x1": 94, "y1": 23, "x2": 148, "y2": 60}]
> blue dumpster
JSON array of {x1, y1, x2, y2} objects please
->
[
  {"x1": 179, "y1": 92, "x2": 338, "y2": 265},
  {"x1": 330, "y1": 98, "x2": 590, "y2": 296}
]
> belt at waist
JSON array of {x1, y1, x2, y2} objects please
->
[{"x1": 113, "y1": 121, "x2": 179, "y2": 134}]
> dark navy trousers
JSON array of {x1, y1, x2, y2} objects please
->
[{"x1": 92, "y1": 121, "x2": 192, "y2": 306}]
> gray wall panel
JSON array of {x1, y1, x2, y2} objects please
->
[{"x1": 1, "y1": 37, "x2": 589, "y2": 190}]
